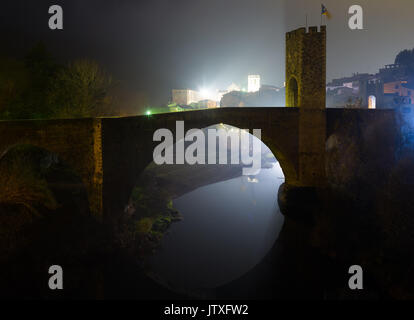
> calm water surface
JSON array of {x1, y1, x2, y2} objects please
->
[{"x1": 148, "y1": 162, "x2": 285, "y2": 290}]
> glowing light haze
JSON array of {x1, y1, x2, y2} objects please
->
[{"x1": 1, "y1": 0, "x2": 413, "y2": 105}]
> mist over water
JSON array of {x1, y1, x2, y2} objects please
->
[{"x1": 148, "y1": 161, "x2": 285, "y2": 290}]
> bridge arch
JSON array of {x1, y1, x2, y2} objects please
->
[
  {"x1": 0, "y1": 118, "x2": 103, "y2": 219},
  {"x1": 134, "y1": 122, "x2": 290, "y2": 188},
  {"x1": 100, "y1": 108, "x2": 300, "y2": 224},
  {"x1": 0, "y1": 144, "x2": 90, "y2": 216}
]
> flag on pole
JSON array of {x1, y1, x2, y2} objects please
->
[{"x1": 321, "y1": 4, "x2": 332, "y2": 19}]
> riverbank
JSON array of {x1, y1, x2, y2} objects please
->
[{"x1": 117, "y1": 162, "x2": 245, "y2": 262}]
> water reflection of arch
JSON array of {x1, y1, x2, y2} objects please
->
[{"x1": 131, "y1": 122, "x2": 287, "y2": 210}]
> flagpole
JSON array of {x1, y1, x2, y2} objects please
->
[
  {"x1": 320, "y1": 2, "x2": 322, "y2": 26},
  {"x1": 304, "y1": 0, "x2": 307, "y2": 30}
]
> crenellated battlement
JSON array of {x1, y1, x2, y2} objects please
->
[{"x1": 286, "y1": 25, "x2": 326, "y2": 40}]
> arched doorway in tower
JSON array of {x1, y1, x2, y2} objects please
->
[
  {"x1": 368, "y1": 95, "x2": 376, "y2": 109},
  {"x1": 287, "y1": 77, "x2": 299, "y2": 107}
]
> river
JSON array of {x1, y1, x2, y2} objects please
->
[{"x1": 147, "y1": 161, "x2": 285, "y2": 291}]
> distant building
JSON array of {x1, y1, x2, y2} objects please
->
[
  {"x1": 227, "y1": 83, "x2": 241, "y2": 92},
  {"x1": 172, "y1": 89, "x2": 201, "y2": 105},
  {"x1": 378, "y1": 64, "x2": 408, "y2": 83},
  {"x1": 384, "y1": 80, "x2": 414, "y2": 100},
  {"x1": 213, "y1": 84, "x2": 242, "y2": 106},
  {"x1": 220, "y1": 84, "x2": 285, "y2": 107},
  {"x1": 220, "y1": 91, "x2": 247, "y2": 108},
  {"x1": 383, "y1": 80, "x2": 414, "y2": 107},
  {"x1": 198, "y1": 99, "x2": 217, "y2": 109},
  {"x1": 260, "y1": 84, "x2": 281, "y2": 92},
  {"x1": 248, "y1": 75, "x2": 261, "y2": 93},
  {"x1": 167, "y1": 103, "x2": 184, "y2": 112},
  {"x1": 217, "y1": 90, "x2": 229, "y2": 104},
  {"x1": 326, "y1": 63, "x2": 414, "y2": 109},
  {"x1": 327, "y1": 73, "x2": 373, "y2": 90}
]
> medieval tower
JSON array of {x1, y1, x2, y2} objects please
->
[
  {"x1": 286, "y1": 26, "x2": 326, "y2": 108},
  {"x1": 285, "y1": 26, "x2": 326, "y2": 186}
]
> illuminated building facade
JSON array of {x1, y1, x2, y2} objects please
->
[
  {"x1": 248, "y1": 75, "x2": 261, "y2": 93},
  {"x1": 172, "y1": 89, "x2": 201, "y2": 105},
  {"x1": 383, "y1": 80, "x2": 414, "y2": 104}
]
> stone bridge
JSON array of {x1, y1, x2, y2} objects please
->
[
  {"x1": 0, "y1": 107, "x2": 399, "y2": 223},
  {"x1": 0, "y1": 107, "x2": 321, "y2": 222}
]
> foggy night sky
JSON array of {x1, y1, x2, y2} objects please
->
[{"x1": 1, "y1": 0, "x2": 413, "y2": 105}]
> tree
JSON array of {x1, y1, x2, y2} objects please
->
[
  {"x1": 48, "y1": 59, "x2": 114, "y2": 118},
  {"x1": 395, "y1": 49, "x2": 414, "y2": 66},
  {"x1": 23, "y1": 43, "x2": 61, "y2": 118},
  {"x1": 395, "y1": 48, "x2": 414, "y2": 76},
  {"x1": 0, "y1": 145, "x2": 58, "y2": 217},
  {"x1": 0, "y1": 57, "x2": 29, "y2": 118},
  {"x1": 0, "y1": 45, "x2": 116, "y2": 120},
  {"x1": 345, "y1": 97, "x2": 363, "y2": 109},
  {"x1": 0, "y1": 43, "x2": 60, "y2": 119}
]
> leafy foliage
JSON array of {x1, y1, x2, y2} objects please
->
[
  {"x1": 48, "y1": 59, "x2": 114, "y2": 118},
  {"x1": 0, "y1": 57, "x2": 30, "y2": 118},
  {"x1": 0, "y1": 146, "x2": 58, "y2": 216},
  {"x1": 0, "y1": 44, "x2": 114, "y2": 119},
  {"x1": 395, "y1": 48, "x2": 414, "y2": 77},
  {"x1": 395, "y1": 49, "x2": 414, "y2": 67},
  {"x1": 345, "y1": 97, "x2": 363, "y2": 109}
]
